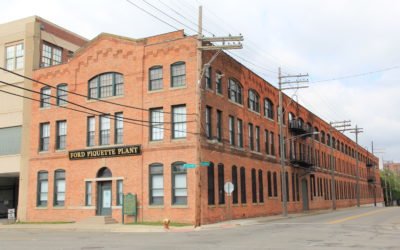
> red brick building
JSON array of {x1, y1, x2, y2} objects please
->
[
  {"x1": 27, "y1": 31, "x2": 383, "y2": 225},
  {"x1": 384, "y1": 162, "x2": 400, "y2": 176}
]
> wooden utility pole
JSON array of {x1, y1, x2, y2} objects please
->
[
  {"x1": 194, "y1": 6, "x2": 243, "y2": 227},
  {"x1": 278, "y1": 68, "x2": 309, "y2": 216},
  {"x1": 329, "y1": 120, "x2": 351, "y2": 210}
]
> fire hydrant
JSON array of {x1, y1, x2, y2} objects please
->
[{"x1": 163, "y1": 218, "x2": 170, "y2": 229}]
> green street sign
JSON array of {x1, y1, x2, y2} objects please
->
[
  {"x1": 123, "y1": 193, "x2": 137, "y2": 216},
  {"x1": 183, "y1": 164, "x2": 196, "y2": 168},
  {"x1": 200, "y1": 161, "x2": 211, "y2": 166}
]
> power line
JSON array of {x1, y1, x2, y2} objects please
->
[
  {"x1": 310, "y1": 66, "x2": 400, "y2": 83},
  {"x1": 125, "y1": 0, "x2": 180, "y2": 31},
  {"x1": 0, "y1": 89, "x2": 198, "y2": 135},
  {"x1": 157, "y1": 0, "x2": 215, "y2": 36},
  {"x1": 0, "y1": 67, "x2": 196, "y2": 116},
  {"x1": 139, "y1": 0, "x2": 198, "y2": 34},
  {"x1": 0, "y1": 80, "x2": 194, "y2": 124}
]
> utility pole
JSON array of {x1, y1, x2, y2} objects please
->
[
  {"x1": 194, "y1": 5, "x2": 243, "y2": 227},
  {"x1": 278, "y1": 68, "x2": 309, "y2": 216},
  {"x1": 349, "y1": 125, "x2": 363, "y2": 207},
  {"x1": 329, "y1": 120, "x2": 351, "y2": 210}
]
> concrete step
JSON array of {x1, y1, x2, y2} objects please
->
[{"x1": 77, "y1": 216, "x2": 118, "y2": 225}]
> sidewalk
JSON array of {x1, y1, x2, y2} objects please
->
[{"x1": 0, "y1": 204, "x2": 383, "y2": 233}]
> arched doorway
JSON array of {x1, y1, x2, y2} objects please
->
[{"x1": 96, "y1": 167, "x2": 112, "y2": 216}]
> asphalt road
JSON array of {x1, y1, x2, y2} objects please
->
[{"x1": 1, "y1": 206, "x2": 399, "y2": 250}]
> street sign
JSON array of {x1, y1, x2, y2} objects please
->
[
  {"x1": 8, "y1": 209, "x2": 15, "y2": 220},
  {"x1": 123, "y1": 193, "x2": 137, "y2": 216},
  {"x1": 183, "y1": 164, "x2": 196, "y2": 168},
  {"x1": 224, "y1": 182, "x2": 234, "y2": 196},
  {"x1": 200, "y1": 161, "x2": 211, "y2": 166}
]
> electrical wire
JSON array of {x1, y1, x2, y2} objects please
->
[
  {"x1": 139, "y1": 0, "x2": 198, "y2": 34},
  {"x1": 0, "y1": 67, "x2": 196, "y2": 116},
  {"x1": 0, "y1": 89, "x2": 199, "y2": 135},
  {"x1": 0, "y1": 80, "x2": 195, "y2": 124}
]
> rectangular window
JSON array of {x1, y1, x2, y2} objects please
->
[
  {"x1": 218, "y1": 164, "x2": 225, "y2": 204},
  {"x1": 42, "y1": 43, "x2": 62, "y2": 67},
  {"x1": 206, "y1": 106, "x2": 212, "y2": 139},
  {"x1": 265, "y1": 129, "x2": 270, "y2": 155},
  {"x1": 216, "y1": 71, "x2": 223, "y2": 94},
  {"x1": 232, "y1": 166, "x2": 238, "y2": 204},
  {"x1": 207, "y1": 165, "x2": 215, "y2": 205},
  {"x1": 114, "y1": 112, "x2": 123, "y2": 144},
  {"x1": 40, "y1": 87, "x2": 51, "y2": 108},
  {"x1": 87, "y1": 116, "x2": 95, "y2": 147},
  {"x1": 251, "y1": 169, "x2": 257, "y2": 203},
  {"x1": 270, "y1": 132, "x2": 275, "y2": 155},
  {"x1": 205, "y1": 66, "x2": 212, "y2": 89},
  {"x1": 171, "y1": 62, "x2": 186, "y2": 87},
  {"x1": 249, "y1": 123, "x2": 254, "y2": 151},
  {"x1": 172, "y1": 163, "x2": 187, "y2": 205},
  {"x1": 37, "y1": 171, "x2": 48, "y2": 207},
  {"x1": 267, "y1": 171, "x2": 272, "y2": 197},
  {"x1": 172, "y1": 105, "x2": 186, "y2": 139},
  {"x1": 100, "y1": 115, "x2": 110, "y2": 145},
  {"x1": 56, "y1": 84, "x2": 68, "y2": 106},
  {"x1": 85, "y1": 182, "x2": 92, "y2": 206},
  {"x1": 273, "y1": 172, "x2": 278, "y2": 197},
  {"x1": 240, "y1": 167, "x2": 246, "y2": 204},
  {"x1": 0, "y1": 126, "x2": 21, "y2": 156},
  {"x1": 216, "y1": 110, "x2": 222, "y2": 142},
  {"x1": 150, "y1": 164, "x2": 164, "y2": 205},
  {"x1": 54, "y1": 170, "x2": 65, "y2": 206},
  {"x1": 255, "y1": 126, "x2": 260, "y2": 152},
  {"x1": 39, "y1": 122, "x2": 50, "y2": 151},
  {"x1": 6, "y1": 43, "x2": 24, "y2": 70},
  {"x1": 237, "y1": 119, "x2": 243, "y2": 148},
  {"x1": 56, "y1": 120, "x2": 67, "y2": 150},
  {"x1": 116, "y1": 180, "x2": 123, "y2": 206},
  {"x1": 260, "y1": 173, "x2": 266, "y2": 199},
  {"x1": 149, "y1": 66, "x2": 163, "y2": 91},
  {"x1": 229, "y1": 115, "x2": 235, "y2": 146},
  {"x1": 150, "y1": 108, "x2": 164, "y2": 141}
]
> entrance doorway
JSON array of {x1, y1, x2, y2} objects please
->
[
  {"x1": 301, "y1": 179, "x2": 309, "y2": 211},
  {"x1": 97, "y1": 181, "x2": 112, "y2": 216},
  {"x1": 96, "y1": 167, "x2": 112, "y2": 216}
]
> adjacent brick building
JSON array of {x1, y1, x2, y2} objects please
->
[{"x1": 26, "y1": 30, "x2": 383, "y2": 225}]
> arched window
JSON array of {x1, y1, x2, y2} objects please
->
[
  {"x1": 172, "y1": 161, "x2": 187, "y2": 205},
  {"x1": 288, "y1": 112, "x2": 295, "y2": 123},
  {"x1": 240, "y1": 167, "x2": 246, "y2": 203},
  {"x1": 207, "y1": 162, "x2": 215, "y2": 205},
  {"x1": 171, "y1": 61, "x2": 186, "y2": 87},
  {"x1": 264, "y1": 98, "x2": 274, "y2": 119},
  {"x1": 248, "y1": 89, "x2": 260, "y2": 112},
  {"x1": 37, "y1": 171, "x2": 48, "y2": 207},
  {"x1": 54, "y1": 169, "x2": 66, "y2": 206},
  {"x1": 88, "y1": 72, "x2": 123, "y2": 99},
  {"x1": 215, "y1": 70, "x2": 223, "y2": 94},
  {"x1": 314, "y1": 127, "x2": 319, "y2": 141},
  {"x1": 56, "y1": 83, "x2": 68, "y2": 106},
  {"x1": 218, "y1": 164, "x2": 225, "y2": 204},
  {"x1": 231, "y1": 166, "x2": 238, "y2": 204},
  {"x1": 228, "y1": 78, "x2": 243, "y2": 104},
  {"x1": 149, "y1": 163, "x2": 164, "y2": 205},
  {"x1": 327, "y1": 134, "x2": 331, "y2": 147},
  {"x1": 306, "y1": 122, "x2": 312, "y2": 133},
  {"x1": 332, "y1": 137, "x2": 336, "y2": 149},
  {"x1": 321, "y1": 131, "x2": 326, "y2": 144},
  {"x1": 298, "y1": 118, "x2": 304, "y2": 128},
  {"x1": 341, "y1": 142, "x2": 344, "y2": 153},
  {"x1": 40, "y1": 86, "x2": 51, "y2": 108},
  {"x1": 149, "y1": 65, "x2": 163, "y2": 91},
  {"x1": 97, "y1": 167, "x2": 112, "y2": 178}
]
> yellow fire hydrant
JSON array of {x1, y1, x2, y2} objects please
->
[{"x1": 163, "y1": 218, "x2": 170, "y2": 229}]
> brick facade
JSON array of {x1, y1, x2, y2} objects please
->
[{"x1": 26, "y1": 31, "x2": 383, "y2": 225}]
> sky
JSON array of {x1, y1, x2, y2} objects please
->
[{"x1": 2, "y1": 0, "x2": 399, "y2": 165}]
